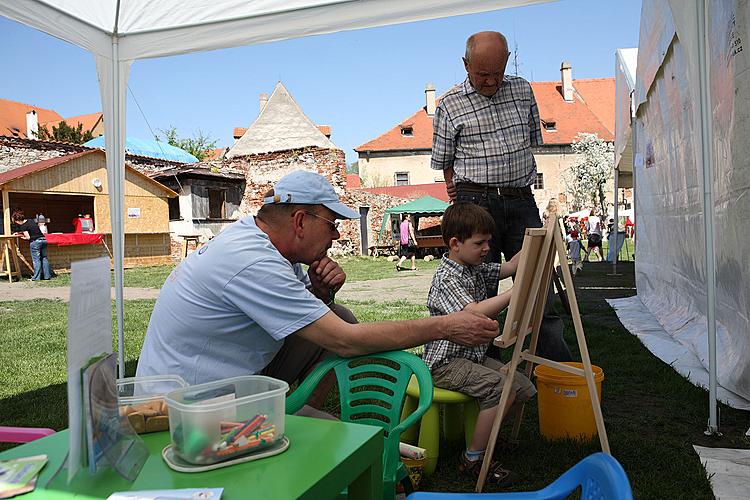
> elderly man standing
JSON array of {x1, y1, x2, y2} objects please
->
[
  {"x1": 137, "y1": 170, "x2": 498, "y2": 409},
  {"x1": 431, "y1": 31, "x2": 572, "y2": 361}
]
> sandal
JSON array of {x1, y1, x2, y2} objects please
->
[
  {"x1": 458, "y1": 452, "x2": 516, "y2": 485},
  {"x1": 396, "y1": 265, "x2": 403, "y2": 271}
]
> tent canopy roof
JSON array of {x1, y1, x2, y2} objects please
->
[
  {"x1": 384, "y1": 196, "x2": 449, "y2": 216},
  {"x1": 85, "y1": 136, "x2": 198, "y2": 163}
]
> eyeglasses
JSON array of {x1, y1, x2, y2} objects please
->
[{"x1": 304, "y1": 211, "x2": 340, "y2": 231}]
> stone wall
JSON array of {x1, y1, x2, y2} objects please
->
[{"x1": 229, "y1": 146, "x2": 409, "y2": 254}]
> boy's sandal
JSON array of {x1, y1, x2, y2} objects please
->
[
  {"x1": 410, "y1": 267, "x2": 418, "y2": 271},
  {"x1": 458, "y1": 453, "x2": 517, "y2": 485}
]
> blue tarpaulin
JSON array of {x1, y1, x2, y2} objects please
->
[{"x1": 85, "y1": 136, "x2": 198, "y2": 163}]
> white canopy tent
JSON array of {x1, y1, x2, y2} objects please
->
[
  {"x1": 0, "y1": 0, "x2": 553, "y2": 376},
  {"x1": 630, "y1": 0, "x2": 750, "y2": 432}
]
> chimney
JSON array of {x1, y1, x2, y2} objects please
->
[
  {"x1": 259, "y1": 93, "x2": 269, "y2": 113},
  {"x1": 425, "y1": 83, "x2": 436, "y2": 116},
  {"x1": 560, "y1": 61, "x2": 574, "y2": 102},
  {"x1": 26, "y1": 110, "x2": 38, "y2": 139}
]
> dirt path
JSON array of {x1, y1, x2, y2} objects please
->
[{"x1": 0, "y1": 269, "x2": 511, "y2": 303}]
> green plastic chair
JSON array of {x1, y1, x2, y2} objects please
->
[{"x1": 286, "y1": 350, "x2": 434, "y2": 500}]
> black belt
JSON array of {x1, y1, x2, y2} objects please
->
[{"x1": 456, "y1": 182, "x2": 532, "y2": 197}]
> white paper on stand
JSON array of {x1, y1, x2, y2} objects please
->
[{"x1": 66, "y1": 257, "x2": 113, "y2": 483}]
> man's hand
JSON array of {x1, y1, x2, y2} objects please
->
[
  {"x1": 308, "y1": 257, "x2": 346, "y2": 301},
  {"x1": 443, "y1": 310, "x2": 498, "y2": 346},
  {"x1": 443, "y1": 167, "x2": 456, "y2": 202}
]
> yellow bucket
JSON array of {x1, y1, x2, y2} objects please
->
[{"x1": 534, "y1": 362, "x2": 604, "y2": 440}]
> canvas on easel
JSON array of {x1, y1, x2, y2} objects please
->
[{"x1": 476, "y1": 218, "x2": 610, "y2": 492}]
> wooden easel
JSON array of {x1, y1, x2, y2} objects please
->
[{"x1": 476, "y1": 218, "x2": 610, "y2": 492}]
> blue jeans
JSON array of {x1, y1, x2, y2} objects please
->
[
  {"x1": 29, "y1": 238, "x2": 51, "y2": 280},
  {"x1": 456, "y1": 187, "x2": 573, "y2": 362}
]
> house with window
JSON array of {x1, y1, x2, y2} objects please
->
[
  {"x1": 355, "y1": 63, "x2": 617, "y2": 212},
  {"x1": 0, "y1": 98, "x2": 103, "y2": 140}
]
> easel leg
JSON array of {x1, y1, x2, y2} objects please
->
[
  {"x1": 555, "y1": 230, "x2": 610, "y2": 453},
  {"x1": 2, "y1": 242, "x2": 11, "y2": 283},
  {"x1": 11, "y1": 241, "x2": 21, "y2": 281},
  {"x1": 476, "y1": 337, "x2": 526, "y2": 492}
]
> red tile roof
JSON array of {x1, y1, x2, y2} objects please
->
[
  {"x1": 0, "y1": 98, "x2": 63, "y2": 138},
  {"x1": 41, "y1": 112, "x2": 103, "y2": 134},
  {"x1": 346, "y1": 173, "x2": 361, "y2": 188},
  {"x1": 359, "y1": 183, "x2": 449, "y2": 202},
  {"x1": 0, "y1": 150, "x2": 94, "y2": 185},
  {"x1": 355, "y1": 77, "x2": 615, "y2": 152},
  {"x1": 318, "y1": 125, "x2": 331, "y2": 138},
  {"x1": 203, "y1": 147, "x2": 227, "y2": 161},
  {"x1": 233, "y1": 127, "x2": 247, "y2": 139}
]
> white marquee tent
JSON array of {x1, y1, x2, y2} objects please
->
[
  {"x1": 629, "y1": 0, "x2": 750, "y2": 432},
  {"x1": 0, "y1": 0, "x2": 552, "y2": 376}
]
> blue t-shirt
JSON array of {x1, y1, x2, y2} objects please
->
[{"x1": 136, "y1": 216, "x2": 330, "y2": 386}]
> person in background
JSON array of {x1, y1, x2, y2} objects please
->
[
  {"x1": 585, "y1": 208, "x2": 604, "y2": 262},
  {"x1": 36, "y1": 214, "x2": 48, "y2": 234},
  {"x1": 11, "y1": 209, "x2": 51, "y2": 281},
  {"x1": 431, "y1": 30, "x2": 572, "y2": 362},
  {"x1": 397, "y1": 213, "x2": 418, "y2": 271},
  {"x1": 567, "y1": 229, "x2": 583, "y2": 276}
]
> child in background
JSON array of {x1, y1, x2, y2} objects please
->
[
  {"x1": 568, "y1": 230, "x2": 583, "y2": 275},
  {"x1": 423, "y1": 202, "x2": 535, "y2": 485}
]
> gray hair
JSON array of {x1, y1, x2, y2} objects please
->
[{"x1": 464, "y1": 31, "x2": 508, "y2": 62}]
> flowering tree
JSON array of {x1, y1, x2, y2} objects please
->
[{"x1": 562, "y1": 132, "x2": 614, "y2": 216}]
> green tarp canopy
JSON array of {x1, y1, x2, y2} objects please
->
[{"x1": 378, "y1": 196, "x2": 450, "y2": 241}]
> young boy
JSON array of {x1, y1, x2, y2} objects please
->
[
  {"x1": 424, "y1": 203, "x2": 536, "y2": 485},
  {"x1": 568, "y1": 229, "x2": 583, "y2": 276}
]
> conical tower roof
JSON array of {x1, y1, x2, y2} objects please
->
[{"x1": 227, "y1": 82, "x2": 339, "y2": 158}]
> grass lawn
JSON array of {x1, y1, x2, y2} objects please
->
[{"x1": 1, "y1": 262, "x2": 744, "y2": 498}]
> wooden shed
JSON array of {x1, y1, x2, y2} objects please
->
[{"x1": 0, "y1": 149, "x2": 177, "y2": 271}]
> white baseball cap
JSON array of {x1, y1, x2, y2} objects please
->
[{"x1": 263, "y1": 170, "x2": 360, "y2": 219}]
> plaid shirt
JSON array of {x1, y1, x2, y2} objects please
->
[
  {"x1": 423, "y1": 255, "x2": 501, "y2": 370},
  {"x1": 431, "y1": 76, "x2": 542, "y2": 188}
]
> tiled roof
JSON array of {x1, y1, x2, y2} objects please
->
[
  {"x1": 233, "y1": 127, "x2": 247, "y2": 139},
  {"x1": 318, "y1": 125, "x2": 331, "y2": 137},
  {"x1": 41, "y1": 112, "x2": 103, "y2": 134},
  {"x1": 346, "y1": 173, "x2": 361, "y2": 188},
  {"x1": 354, "y1": 77, "x2": 615, "y2": 152},
  {"x1": 202, "y1": 147, "x2": 227, "y2": 161},
  {"x1": 0, "y1": 98, "x2": 63, "y2": 138},
  {"x1": 0, "y1": 149, "x2": 177, "y2": 196},
  {"x1": 0, "y1": 150, "x2": 93, "y2": 185},
  {"x1": 532, "y1": 78, "x2": 614, "y2": 144},
  {"x1": 359, "y1": 183, "x2": 449, "y2": 202}
]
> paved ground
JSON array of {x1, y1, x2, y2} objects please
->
[{"x1": 0, "y1": 269, "x2": 512, "y2": 303}]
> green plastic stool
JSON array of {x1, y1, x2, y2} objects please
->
[{"x1": 400, "y1": 375, "x2": 479, "y2": 476}]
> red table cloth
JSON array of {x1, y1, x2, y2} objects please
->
[{"x1": 45, "y1": 233, "x2": 105, "y2": 246}]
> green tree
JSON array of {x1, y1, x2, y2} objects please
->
[
  {"x1": 347, "y1": 161, "x2": 359, "y2": 174},
  {"x1": 562, "y1": 132, "x2": 614, "y2": 216},
  {"x1": 156, "y1": 126, "x2": 218, "y2": 161},
  {"x1": 36, "y1": 121, "x2": 94, "y2": 144}
]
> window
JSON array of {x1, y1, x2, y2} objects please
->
[
  {"x1": 542, "y1": 119, "x2": 556, "y2": 132},
  {"x1": 168, "y1": 197, "x2": 181, "y2": 220},
  {"x1": 395, "y1": 172, "x2": 410, "y2": 186},
  {"x1": 400, "y1": 126, "x2": 413, "y2": 137},
  {"x1": 208, "y1": 188, "x2": 226, "y2": 219},
  {"x1": 534, "y1": 173, "x2": 544, "y2": 190}
]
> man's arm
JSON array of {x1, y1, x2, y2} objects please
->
[
  {"x1": 297, "y1": 309, "x2": 498, "y2": 358},
  {"x1": 528, "y1": 84, "x2": 543, "y2": 147},
  {"x1": 431, "y1": 103, "x2": 458, "y2": 201}
]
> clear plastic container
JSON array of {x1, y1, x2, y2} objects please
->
[
  {"x1": 117, "y1": 375, "x2": 187, "y2": 434},
  {"x1": 164, "y1": 376, "x2": 289, "y2": 465}
]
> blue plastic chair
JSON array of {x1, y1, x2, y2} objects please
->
[{"x1": 405, "y1": 452, "x2": 633, "y2": 500}]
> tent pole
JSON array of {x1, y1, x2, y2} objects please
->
[
  {"x1": 111, "y1": 38, "x2": 126, "y2": 379},
  {"x1": 696, "y1": 0, "x2": 718, "y2": 434},
  {"x1": 610, "y1": 167, "x2": 620, "y2": 275}
]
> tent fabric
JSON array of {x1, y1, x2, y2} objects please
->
[
  {"x1": 85, "y1": 136, "x2": 199, "y2": 163},
  {"x1": 0, "y1": 0, "x2": 554, "y2": 376},
  {"x1": 633, "y1": 0, "x2": 750, "y2": 405},
  {"x1": 614, "y1": 47, "x2": 637, "y2": 185}
]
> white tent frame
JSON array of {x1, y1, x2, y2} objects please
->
[{"x1": 0, "y1": 0, "x2": 553, "y2": 377}]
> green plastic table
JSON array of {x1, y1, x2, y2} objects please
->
[{"x1": 0, "y1": 415, "x2": 383, "y2": 499}]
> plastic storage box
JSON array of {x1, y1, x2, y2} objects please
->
[
  {"x1": 117, "y1": 375, "x2": 187, "y2": 434},
  {"x1": 164, "y1": 376, "x2": 289, "y2": 465}
]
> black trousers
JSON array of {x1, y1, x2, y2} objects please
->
[{"x1": 456, "y1": 186, "x2": 573, "y2": 362}]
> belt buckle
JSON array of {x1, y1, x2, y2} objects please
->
[{"x1": 495, "y1": 187, "x2": 503, "y2": 196}]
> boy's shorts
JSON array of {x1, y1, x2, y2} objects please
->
[{"x1": 431, "y1": 357, "x2": 536, "y2": 410}]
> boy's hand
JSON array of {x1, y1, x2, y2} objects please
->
[
  {"x1": 443, "y1": 310, "x2": 498, "y2": 346},
  {"x1": 308, "y1": 257, "x2": 346, "y2": 300}
]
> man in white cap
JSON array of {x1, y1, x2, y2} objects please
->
[{"x1": 137, "y1": 170, "x2": 497, "y2": 409}]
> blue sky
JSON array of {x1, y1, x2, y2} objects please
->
[{"x1": 0, "y1": 1, "x2": 642, "y2": 164}]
